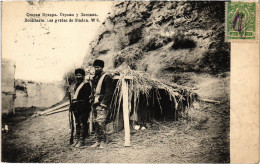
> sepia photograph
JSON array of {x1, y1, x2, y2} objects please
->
[{"x1": 1, "y1": 1, "x2": 258, "y2": 163}]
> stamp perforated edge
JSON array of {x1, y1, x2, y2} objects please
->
[{"x1": 225, "y1": 1, "x2": 259, "y2": 43}]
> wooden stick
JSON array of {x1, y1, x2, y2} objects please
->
[
  {"x1": 113, "y1": 75, "x2": 133, "y2": 80},
  {"x1": 122, "y1": 78, "x2": 130, "y2": 147},
  {"x1": 45, "y1": 106, "x2": 69, "y2": 115},
  {"x1": 89, "y1": 108, "x2": 93, "y2": 134},
  {"x1": 38, "y1": 101, "x2": 70, "y2": 115},
  {"x1": 200, "y1": 98, "x2": 221, "y2": 104}
]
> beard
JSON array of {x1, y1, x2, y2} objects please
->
[
  {"x1": 76, "y1": 77, "x2": 84, "y2": 83},
  {"x1": 95, "y1": 69, "x2": 102, "y2": 76}
]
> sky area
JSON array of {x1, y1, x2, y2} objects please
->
[{"x1": 2, "y1": 1, "x2": 113, "y2": 82}]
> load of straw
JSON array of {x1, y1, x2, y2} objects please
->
[{"x1": 108, "y1": 68, "x2": 198, "y2": 123}]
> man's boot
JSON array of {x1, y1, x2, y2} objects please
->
[
  {"x1": 99, "y1": 141, "x2": 106, "y2": 149},
  {"x1": 73, "y1": 122, "x2": 80, "y2": 147},
  {"x1": 72, "y1": 133, "x2": 80, "y2": 147},
  {"x1": 91, "y1": 142, "x2": 100, "y2": 148},
  {"x1": 72, "y1": 138, "x2": 79, "y2": 147},
  {"x1": 75, "y1": 135, "x2": 85, "y2": 148},
  {"x1": 75, "y1": 140, "x2": 84, "y2": 148},
  {"x1": 91, "y1": 121, "x2": 101, "y2": 148},
  {"x1": 75, "y1": 124, "x2": 85, "y2": 148}
]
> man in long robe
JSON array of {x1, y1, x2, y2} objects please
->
[
  {"x1": 91, "y1": 60, "x2": 114, "y2": 148},
  {"x1": 71, "y1": 68, "x2": 91, "y2": 148}
]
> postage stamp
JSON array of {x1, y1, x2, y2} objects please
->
[{"x1": 226, "y1": 1, "x2": 259, "y2": 42}]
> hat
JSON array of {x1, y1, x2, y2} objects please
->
[
  {"x1": 75, "y1": 68, "x2": 85, "y2": 76},
  {"x1": 93, "y1": 59, "x2": 104, "y2": 68}
]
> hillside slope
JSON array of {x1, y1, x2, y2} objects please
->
[{"x1": 83, "y1": 1, "x2": 230, "y2": 77}]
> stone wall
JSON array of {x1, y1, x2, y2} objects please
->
[
  {"x1": 2, "y1": 59, "x2": 16, "y2": 114},
  {"x1": 15, "y1": 80, "x2": 66, "y2": 108}
]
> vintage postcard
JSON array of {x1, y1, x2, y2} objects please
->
[{"x1": 1, "y1": 1, "x2": 259, "y2": 163}]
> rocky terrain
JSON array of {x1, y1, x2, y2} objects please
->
[{"x1": 84, "y1": 1, "x2": 230, "y2": 77}]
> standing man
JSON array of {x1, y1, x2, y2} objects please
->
[
  {"x1": 70, "y1": 68, "x2": 91, "y2": 148},
  {"x1": 91, "y1": 59, "x2": 114, "y2": 148}
]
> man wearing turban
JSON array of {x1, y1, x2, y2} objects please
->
[
  {"x1": 70, "y1": 68, "x2": 91, "y2": 148},
  {"x1": 91, "y1": 59, "x2": 114, "y2": 148}
]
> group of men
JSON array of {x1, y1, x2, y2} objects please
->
[{"x1": 70, "y1": 59, "x2": 113, "y2": 148}]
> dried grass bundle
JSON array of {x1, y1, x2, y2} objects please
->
[{"x1": 109, "y1": 68, "x2": 198, "y2": 121}]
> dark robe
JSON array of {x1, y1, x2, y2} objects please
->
[{"x1": 71, "y1": 82, "x2": 91, "y2": 140}]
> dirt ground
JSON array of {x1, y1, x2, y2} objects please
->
[{"x1": 1, "y1": 74, "x2": 230, "y2": 163}]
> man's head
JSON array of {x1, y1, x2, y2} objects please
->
[
  {"x1": 75, "y1": 68, "x2": 85, "y2": 83},
  {"x1": 93, "y1": 59, "x2": 104, "y2": 75}
]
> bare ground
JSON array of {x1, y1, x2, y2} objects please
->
[{"x1": 1, "y1": 74, "x2": 229, "y2": 163}]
